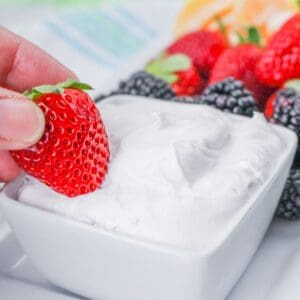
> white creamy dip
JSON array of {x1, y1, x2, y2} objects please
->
[{"x1": 17, "y1": 97, "x2": 285, "y2": 250}]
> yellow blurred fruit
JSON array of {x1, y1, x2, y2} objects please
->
[
  {"x1": 174, "y1": 0, "x2": 235, "y2": 37},
  {"x1": 233, "y1": 0, "x2": 295, "y2": 39},
  {"x1": 174, "y1": 0, "x2": 299, "y2": 43}
]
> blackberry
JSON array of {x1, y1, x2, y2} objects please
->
[
  {"x1": 269, "y1": 88, "x2": 300, "y2": 162},
  {"x1": 269, "y1": 88, "x2": 300, "y2": 132},
  {"x1": 276, "y1": 168, "x2": 300, "y2": 220},
  {"x1": 267, "y1": 88, "x2": 300, "y2": 167},
  {"x1": 108, "y1": 71, "x2": 175, "y2": 100},
  {"x1": 199, "y1": 77, "x2": 258, "y2": 117}
]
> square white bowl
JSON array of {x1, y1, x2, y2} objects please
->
[{"x1": 0, "y1": 97, "x2": 297, "y2": 300}]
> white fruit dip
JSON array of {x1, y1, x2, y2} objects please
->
[{"x1": 17, "y1": 97, "x2": 285, "y2": 251}]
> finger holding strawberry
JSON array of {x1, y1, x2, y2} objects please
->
[{"x1": 10, "y1": 79, "x2": 110, "y2": 197}]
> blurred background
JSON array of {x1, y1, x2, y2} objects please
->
[{"x1": 0, "y1": 0, "x2": 183, "y2": 97}]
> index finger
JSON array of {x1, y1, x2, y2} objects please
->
[{"x1": 0, "y1": 26, "x2": 77, "y2": 92}]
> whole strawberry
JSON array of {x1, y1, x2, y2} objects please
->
[
  {"x1": 145, "y1": 54, "x2": 203, "y2": 96},
  {"x1": 10, "y1": 80, "x2": 110, "y2": 197},
  {"x1": 209, "y1": 28, "x2": 275, "y2": 108},
  {"x1": 256, "y1": 13, "x2": 300, "y2": 87},
  {"x1": 166, "y1": 30, "x2": 227, "y2": 78}
]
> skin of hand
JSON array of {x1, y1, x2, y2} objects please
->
[{"x1": 0, "y1": 26, "x2": 77, "y2": 182}]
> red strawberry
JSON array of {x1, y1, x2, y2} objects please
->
[
  {"x1": 170, "y1": 65, "x2": 203, "y2": 96},
  {"x1": 166, "y1": 30, "x2": 227, "y2": 78},
  {"x1": 256, "y1": 14, "x2": 300, "y2": 87},
  {"x1": 145, "y1": 54, "x2": 204, "y2": 96},
  {"x1": 264, "y1": 93, "x2": 276, "y2": 119},
  {"x1": 10, "y1": 80, "x2": 110, "y2": 197},
  {"x1": 209, "y1": 44, "x2": 275, "y2": 108}
]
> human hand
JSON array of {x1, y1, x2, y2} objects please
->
[{"x1": 0, "y1": 26, "x2": 76, "y2": 182}]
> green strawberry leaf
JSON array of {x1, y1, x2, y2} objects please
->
[
  {"x1": 145, "y1": 57, "x2": 165, "y2": 75},
  {"x1": 285, "y1": 79, "x2": 300, "y2": 91},
  {"x1": 145, "y1": 53, "x2": 191, "y2": 84},
  {"x1": 160, "y1": 54, "x2": 191, "y2": 73},
  {"x1": 23, "y1": 79, "x2": 93, "y2": 101},
  {"x1": 33, "y1": 85, "x2": 64, "y2": 94},
  {"x1": 247, "y1": 27, "x2": 261, "y2": 45},
  {"x1": 57, "y1": 79, "x2": 93, "y2": 90},
  {"x1": 238, "y1": 26, "x2": 261, "y2": 46},
  {"x1": 23, "y1": 89, "x2": 42, "y2": 101},
  {"x1": 157, "y1": 73, "x2": 179, "y2": 84}
]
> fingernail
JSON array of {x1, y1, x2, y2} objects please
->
[{"x1": 0, "y1": 98, "x2": 45, "y2": 145}]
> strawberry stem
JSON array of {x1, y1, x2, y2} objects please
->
[
  {"x1": 214, "y1": 15, "x2": 226, "y2": 34},
  {"x1": 238, "y1": 26, "x2": 261, "y2": 46},
  {"x1": 23, "y1": 79, "x2": 93, "y2": 101}
]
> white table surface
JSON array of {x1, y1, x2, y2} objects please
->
[{"x1": 1, "y1": 2, "x2": 300, "y2": 299}]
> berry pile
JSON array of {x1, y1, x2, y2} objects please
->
[
  {"x1": 94, "y1": 13, "x2": 300, "y2": 219},
  {"x1": 209, "y1": 43, "x2": 275, "y2": 108}
]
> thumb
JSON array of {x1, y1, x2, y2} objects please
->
[{"x1": 0, "y1": 88, "x2": 45, "y2": 150}]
